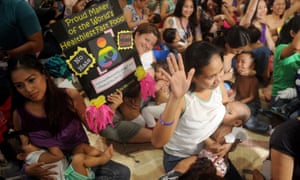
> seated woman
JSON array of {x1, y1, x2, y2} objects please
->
[
  {"x1": 8, "y1": 55, "x2": 130, "y2": 179},
  {"x1": 123, "y1": 0, "x2": 151, "y2": 30},
  {"x1": 265, "y1": 0, "x2": 300, "y2": 43},
  {"x1": 119, "y1": 23, "x2": 160, "y2": 127},
  {"x1": 162, "y1": 0, "x2": 199, "y2": 50}
]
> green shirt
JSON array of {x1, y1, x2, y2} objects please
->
[{"x1": 272, "y1": 44, "x2": 300, "y2": 96}]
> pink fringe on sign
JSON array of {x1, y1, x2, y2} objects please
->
[
  {"x1": 85, "y1": 104, "x2": 114, "y2": 133},
  {"x1": 140, "y1": 73, "x2": 156, "y2": 101}
]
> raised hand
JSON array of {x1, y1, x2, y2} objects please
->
[{"x1": 160, "y1": 53, "x2": 195, "y2": 99}]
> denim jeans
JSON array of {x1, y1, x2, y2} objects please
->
[
  {"x1": 92, "y1": 160, "x2": 130, "y2": 180},
  {"x1": 163, "y1": 151, "x2": 185, "y2": 172}
]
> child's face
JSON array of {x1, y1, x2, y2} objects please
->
[
  {"x1": 193, "y1": 54, "x2": 224, "y2": 90},
  {"x1": 11, "y1": 68, "x2": 47, "y2": 103},
  {"x1": 236, "y1": 53, "x2": 255, "y2": 76},
  {"x1": 155, "y1": 67, "x2": 168, "y2": 81},
  {"x1": 223, "y1": 102, "x2": 242, "y2": 126}
]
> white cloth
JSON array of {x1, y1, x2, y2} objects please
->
[
  {"x1": 141, "y1": 102, "x2": 166, "y2": 128},
  {"x1": 224, "y1": 127, "x2": 248, "y2": 143},
  {"x1": 276, "y1": 88, "x2": 297, "y2": 100},
  {"x1": 25, "y1": 150, "x2": 68, "y2": 180},
  {"x1": 140, "y1": 51, "x2": 155, "y2": 70},
  {"x1": 164, "y1": 87, "x2": 226, "y2": 157}
]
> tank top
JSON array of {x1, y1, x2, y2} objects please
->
[
  {"x1": 164, "y1": 87, "x2": 226, "y2": 157},
  {"x1": 259, "y1": 23, "x2": 267, "y2": 44}
]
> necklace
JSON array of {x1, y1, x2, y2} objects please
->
[
  {"x1": 133, "y1": 3, "x2": 144, "y2": 21},
  {"x1": 179, "y1": 18, "x2": 190, "y2": 40}
]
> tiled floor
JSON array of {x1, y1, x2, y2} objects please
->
[{"x1": 87, "y1": 128, "x2": 270, "y2": 180}]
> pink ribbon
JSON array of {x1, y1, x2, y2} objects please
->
[
  {"x1": 140, "y1": 73, "x2": 156, "y2": 101},
  {"x1": 85, "y1": 104, "x2": 114, "y2": 133}
]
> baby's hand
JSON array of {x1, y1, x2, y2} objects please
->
[
  {"x1": 102, "y1": 144, "x2": 114, "y2": 164},
  {"x1": 107, "y1": 89, "x2": 123, "y2": 111},
  {"x1": 212, "y1": 143, "x2": 233, "y2": 159}
]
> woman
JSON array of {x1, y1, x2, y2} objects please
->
[
  {"x1": 240, "y1": 0, "x2": 275, "y2": 52},
  {"x1": 123, "y1": 0, "x2": 151, "y2": 30},
  {"x1": 151, "y1": 41, "x2": 242, "y2": 179},
  {"x1": 265, "y1": 0, "x2": 300, "y2": 42},
  {"x1": 163, "y1": 0, "x2": 200, "y2": 50},
  {"x1": 119, "y1": 23, "x2": 160, "y2": 126},
  {"x1": 8, "y1": 55, "x2": 130, "y2": 179}
]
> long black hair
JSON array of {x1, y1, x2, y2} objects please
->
[
  {"x1": 173, "y1": 0, "x2": 198, "y2": 36},
  {"x1": 276, "y1": 14, "x2": 300, "y2": 45},
  {"x1": 184, "y1": 41, "x2": 223, "y2": 77},
  {"x1": 7, "y1": 55, "x2": 77, "y2": 135}
]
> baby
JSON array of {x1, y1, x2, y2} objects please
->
[{"x1": 12, "y1": 132, "x2": 113, "y2": 179}]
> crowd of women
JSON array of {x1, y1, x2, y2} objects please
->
[{"x1": 0, "y1": 0, "x2": 300, "y2": 179}]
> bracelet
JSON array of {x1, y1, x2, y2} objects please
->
[{"x1": 159, "y1": 114, "x2": 174, "y2": 126}]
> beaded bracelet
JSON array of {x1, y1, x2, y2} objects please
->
[{"x1": 159, "y1": 114, "x2": 174, "y2": 126}]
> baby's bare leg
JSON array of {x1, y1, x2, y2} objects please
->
[
  {"x1": 73, "y1": 143, "x2": 102, "y2": 156},
  {"x1": 71, "y1": 144, "x2": 114, "y2": 176}
]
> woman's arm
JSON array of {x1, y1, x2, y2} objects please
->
[
  {"x1": 271, "y1": 148, "x2": 294, "y2": 180},
  {"x1": 222, "y1": 3, "x2": 236, "y2": 26},
  {"x1": 151, "y1": 53, "x2": 195, "y2": 147},
  {"x1": 66, "y1": 88, "x2": 88, "y2": 126},
  {"x1": 123, "y1": 8, "x2": 138, "y2": 29},
  {"x1": 281, "y1": 31, "x2": 300, "y2": 58},
  {"x1": 163, "y1": 16, "x2": 175, "y2": 29},
  {"x1": 283, "y1": 1, "x2": 300, "y2": 21},
  {"x1": 38, "y1": 147, "x2": 65, "y2": 164},
  {"x1": 265, "y1": 26, "x2": 275, "y2": 52},
  {"x1": 160, "y1": 0, "x2": 170, "y2": 20},
  {"x1": 239, "y1": 0, "x2": 259, "y2": 27},
  {"x1": 7, "y1": 31, "x2": 43, "y2": 58},
  {"x1": 13, "y1": 111, "x2": 22, "y2": 131},
  {"x1": 25, "y1": 162, "x2": 57, "y2": 180}
]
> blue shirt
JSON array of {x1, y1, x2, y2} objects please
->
[{"x1": 0, "y1": 0, "x2": 41, "y2": 87}]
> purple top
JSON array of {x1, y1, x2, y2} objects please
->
[
  {"x1": 259, "y1": 23, "x2": 267, "y2": 44},
  {"x1": 17, "y1": 106, "x2": 89, "y2": 155}
]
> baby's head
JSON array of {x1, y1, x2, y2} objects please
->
[
  {"x1": 5, "y1": 131, "x2": 39, "y2": 161},
  {"x1": 152, "y1": 61, "x2": 170, "y2": 81},
  {"x1": 163, "y1": 28, "x2": 181, "y2": 45},
  {"x1": 223, "y1": 101, "x2": 251, "y2": 127},
  {"x1": 235, "y1": 51, "x2": 256, "y2": 76}
]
